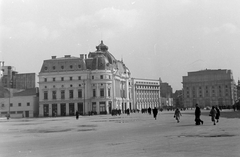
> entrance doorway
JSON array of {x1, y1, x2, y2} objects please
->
[
  {"x1": 52, "y1": 104, "x2": 57, "y2": 117},
  {"x1": 78, "y1": 103, "x2": 83, "y2": 115},
  {"x1": 69, "y1": 103, "x2": 75, "y2": 116},
  {"x1": 25, "y1": 111, "x2": 29, "y2": 117},
  {"x1": 60, "y1": 103, "x2": 66, "y2": 116},
  {"x1": 43, "y1": 104, "x2": 49, "y2": 117}
]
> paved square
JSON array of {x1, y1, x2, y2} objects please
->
[{"x1": 1, "y1": 110, "x2": 240, "y2": 157}]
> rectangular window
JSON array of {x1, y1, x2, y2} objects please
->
[
  {"x1": 44, "y1": 78, "x2": 47, "y2": 82},
  {"x1": 69, "y1": 90, "x2": 73, "y2": 99},
  {"x1": 18, "y1": 103, "x2": 21, "y2": 107},
  {"x1": 92, "y1": 102, "x2": 96, "y2": 112},
  {"x1": 1, "y1": 104, "x2": 4, "y2": 107},
  {"x1": 99, "y1": 102, "x2": 106, "y2": 112},
  {"x1": 61, "y1": 90, "x2": 65, "y2": 99},
  {"x1": 78, "y1": 76, "x2": 81, "y2": 80},
  {"x1": 100, "y1": 75, "x2": 103, "y2": 79},
  {"x1": 100, "y1": 88, "x2": 104, "y2": 97},
  {"x1": 27, "y1": 102, "x2": 30, "y2": 106},
  {"x1": 78, "y1": 89, "x2": 82, "y2": 98},
  {"x1": 10, "y1": 103, "x2": 13, "y2": 107},
  {"x1": 93, "y1": 89, "x2": 96, "y2": 97},
  {"x1": 108, "y1": 88, "x2": 111, "y2": 97},
  {"x1": 53, "y1": 78, "x2": 55, "y2": 81},
  {"x1": 61, "y1": 77, "x2": 64, "y2": 81},
  {"x1": 52, "y1": 91, "x2": 56, "y2": 99},
  {"x1": 92, "y1": 76, "x2": 94, "y2": 79},
  {"x1": 44, "y1": 91, "x2": 48, "y2": 100},
  {"x1": 70, "y1": 77, "x2": 73, "y2": 81}
]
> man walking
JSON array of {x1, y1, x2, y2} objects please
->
[
  {"x1": 195, "y1": 104, "x2": 203, "y2": 125},
  {"x1": 153, "y1": 107, "x2": 158, "y2": 120}
]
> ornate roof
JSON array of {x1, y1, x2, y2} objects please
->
[{"x1": 39, "y1": 41, "x2": 130, "y2": 77}]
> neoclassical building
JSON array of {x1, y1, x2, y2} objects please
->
[
  {"x1": 182, "y1": 69, "x2": 237, "y2": 108},
  {"x1": 38, "y1": 41, "x2": 132, "y2": 117}
]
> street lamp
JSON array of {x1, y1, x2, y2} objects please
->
[{"x1": 83, "y1": 80, "x2": 85, "y2": 115}]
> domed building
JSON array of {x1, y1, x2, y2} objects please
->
[{"x1": 38, "y1": 41, "x2": 132, "y2": 117}]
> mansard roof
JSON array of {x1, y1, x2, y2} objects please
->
[{"x1": 39, "y1": 41, "x2": 130, "y2": 77}]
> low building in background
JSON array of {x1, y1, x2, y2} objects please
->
[
  {"x1": 172, "y1": 90, "x2": 183, "y2": 109},
  {"x1": 182, "y1": 69, "x2": 237, "y2": 108},
  {"x1": 0, "y1": 88, "x2": 39, "y2": 118}
]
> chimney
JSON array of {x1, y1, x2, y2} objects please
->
[
  {"x1": 64, "y1": 55, "x2": 71, "y2": 58},
  {"x1": 80, "y1": 54, "x2": 84, "y2": 59},
  {"x1": 52, "y1": 56, "x2": 56, "y2": 59}
]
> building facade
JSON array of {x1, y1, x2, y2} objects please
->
[
  {"x1": 1, "y1": 65, "x2": 35, "y2": 89},
  {"x1": 172, "y1": 90, "x2": 183, "y2": 108},
  {"x1": 182, "y1": 69, "x2": 236, "y2": 108},
  {"x1": 38, "y1": 41, "x2": 132, "y2": 117},
  {"x1": 0, "y1": 88, "x2": 39, "y2": 118},
  {"x1": 131, "y1": 78, "x2": 161, "y2": 110}
]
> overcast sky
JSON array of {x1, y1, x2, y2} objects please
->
[{"x1": 1, "y1": 0, "x2": 240, "y2": 91}]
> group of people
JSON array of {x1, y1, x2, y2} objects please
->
[
  {"x1": 75, "y1": 104, "x2": 221, "y2": 125},
  {"x1": 173, "y1": 103, "x2": 221, "y2": 125},
  {"x1": 195, "y1": 103, "x2": 220, "y2": 125}
]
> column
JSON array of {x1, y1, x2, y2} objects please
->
[
  {"x1": 39, "y1": 104, "x2": 43, "y2": 117},
  {"x1": 57, "y1": 103, "x2": 61, "y2": 116},
  {"x1": 74, "y1": 103, "x2": 78, "y2": 112},
  {"x1": 49, "y1": 104, "x2": 52, "y2": 117},
  {"x1": 66, "y1": 103, "x2": 69, "y2": 116}
]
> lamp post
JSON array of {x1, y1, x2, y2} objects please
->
[{"x1": 83, "y1": 80, "x2": 85, "y2": 115}]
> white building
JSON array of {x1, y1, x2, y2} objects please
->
[
  {"x1": 132, "y1": 78, "x2": 161, "y2": 110},
  {"x1": 38, "y1": 41, "x2": 132, "y2": 117},
  {"x1": 0, "y1": 88, "x2": 39, "y2": 118}
]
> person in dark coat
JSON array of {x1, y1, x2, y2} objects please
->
[
  {"x1": 215, "y1": 106, "x2": 220, "y2": 123},
  {"x1": 195, "y1": 104, "x2": 203, "y2": 125},
  {"x1": 148, "y1": 107, "x2": 152, "y2": 115},
  {"x1": 76, "y1": 111, "x2": 79, "y2": 120},
  {"x1": 152, "y1": 107, "x2": 158, "y2": 120}
]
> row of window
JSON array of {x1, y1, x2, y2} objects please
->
[
  {"x1": 136, "y1": 81, "x2": 158, "y2": 85},
  {"x1": 136, "y1": 86, "x2": 159, "y2": 89},
  {"x1": 43, "y1": 75, "x2": 111, "y2": 82},
  {"x1": 1, "y1": 111, "x2": 25, "y2": 114},
  {"x1": 1, "y1": 102, "x2": 30, "y2": 108},
  {"x1": 186, "y1": 85, "x2": 229, "y2": 90},
  {"x1": 44, "y1": 64, "x2": 82, "y2": 71},
  {"x1": 185, "y1": 92, "x2": 229, "y2": 98},
  {"x1": 44, "y1": 83, "x2": 108, "y2": 89},
  {"x1": 43, "y1": 89, "x2": 111, "y2": 100}
]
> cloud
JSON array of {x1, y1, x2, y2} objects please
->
[
  {"x1": 203, "y1": 23, "x2": 240, "y2": 35},
  {"x1": 1, "y1": 21, "x2": 61, "y2": 41},
  {"x1": 59, "y1": 7, "x2": 140, "y2": 39}
]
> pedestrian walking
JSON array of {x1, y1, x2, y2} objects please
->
[
  {"x1": 152, "y1": 107, "x2": 158, "y2": 120},
  {"x1": 209, "y1": 106, "x2": 217, "y2": 125},
  {"x1": 174, "y1": 108, "x2": 182, "y2": 123},
  {"x1": 195, "y1": 104, "x2": 204, "y2": 125},
  {"x1": 215, "y1": 106, "x2": 220, "y2": 123},
  {"x1": 76, "y1": 111, "x2": 79, "y2": 120},
  {"x1": 148, "y1": 107, "x2": 152, "y2": 115}
]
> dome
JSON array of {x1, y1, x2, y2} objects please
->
[
  {"x1": 91, "y1": 55, "x2": 110, "y2": 70},
  {"x1": 89, "y1": 41, "x2": 116, "y2": 64},
  {"x1": 96, "y1": 40, "x2": 108, "y2": 51}
]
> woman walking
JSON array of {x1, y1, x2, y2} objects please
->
[
  {"x1": 209, "y1": 106, "x2": 217, "y2": 125},
  {"x1": 174, "y1": 108, "x2": 182, "y2": 123},
  {"x1": 215, "y1": 106, "x2": 220, "y2": 123}
]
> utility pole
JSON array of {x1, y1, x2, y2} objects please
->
[{"x1": 83, "y1": 80, "x2": 85, "y2": 115}]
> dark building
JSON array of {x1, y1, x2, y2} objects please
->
[{"x1": 1, "y1": 66, "x2": 35, "y2": 89}]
